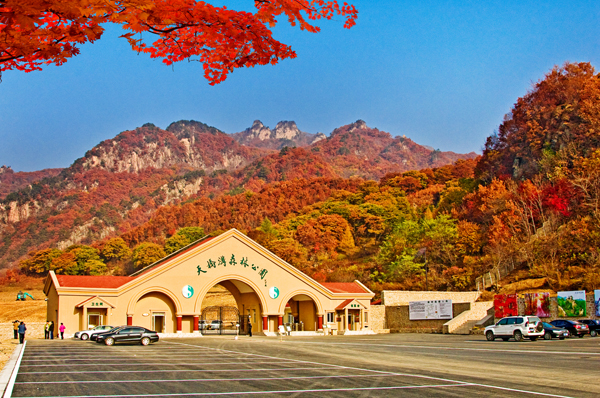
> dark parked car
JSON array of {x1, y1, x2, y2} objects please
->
[
  {"x1": 578, "y1": 319, "x2": 600, "y2": 337},
  {"x1": 549, "y1": 320, "x2": 589, "y2": 338},
  {"x1": 541, "y1": 322, "x2": 568, "y2": 340},
  {"x1": 91, "y1": 326, "x2": 119, "y2": 341},
  {"x1": 95, "y1": 326, "x2": 159, "y2": 346}
]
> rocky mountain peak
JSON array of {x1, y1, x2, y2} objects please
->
[
  {"x1": 0, "y1": 165, "x2": 13, "y2": 175},
  {"x1": 232, "y1": 120, "x2": 323, "y2": 150},
  {"x1": 273, "y1": 121, "x2": 301, "y2": 140}
]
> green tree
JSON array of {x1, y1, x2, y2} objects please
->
[
  {"x1": 19, "y1": 248, "x2": 62, "y2": 276},
  {"x1": 164, "y1": 227, "x2": 205, "y2": 254},
  {"x1": 101, "y1": 238, "x2": 132, "y2": 262},
  {"x1": 133, "y1": 243, "x2": 166, "y2": 269}
]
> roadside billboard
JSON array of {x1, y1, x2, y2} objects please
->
[
  {"x1": 523, "y1": 292, "x2": 551, "y2": 318},
  {"x1": 493, "y1": 294, "x2": 518, "y2": 318},
  {"x1": 557, "y1": 290, "x2": 586, "y2": 317},
  {"x1": 409, "y1": 300, "x2": 453, "y2": 320}
]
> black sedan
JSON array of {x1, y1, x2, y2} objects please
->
[
  {"x1": 95, "y1": 326, "x2": 159, "y2": 346},
  {"x1": 550, "y1": 320, "x2": 589, "y2": 338},
  {"x1": 578, "y1": 319, "x2": 600, "y2": 337},
  {"x1": 542, "y1": 322, "x2": 568, "y2": 340}
]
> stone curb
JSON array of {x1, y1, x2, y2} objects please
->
[{"x1": 0, "y1": 342, "x2": 24, "y2": 398}]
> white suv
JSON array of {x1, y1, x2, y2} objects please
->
[{"x1": 485, "y1": 316, "x2": 544, "y2": 342}]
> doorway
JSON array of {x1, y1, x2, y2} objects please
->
[
  {"x1": 87, "y1": 314, "x2": 102, "y2": 329},
  {"x1": 153, "y1": 313, "x2": 165, "y2": 333}
]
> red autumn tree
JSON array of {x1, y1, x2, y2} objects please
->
[{"x1": 0, "y1": 0, "x2": 357, "y2": 84}]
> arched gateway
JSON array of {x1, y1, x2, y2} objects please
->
[{"x1": 44, "y1": 229, "x2": 374, "y2": 336}]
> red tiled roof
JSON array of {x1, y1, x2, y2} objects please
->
[
  {"x1": 321, "y1": 282, "x2": 368, "y2": 294},
  {"x1": 56, "y1": 275, "x2": 135, "y2": 289},
  {"x1": 335, "y1": 299, "x2": 354, "y2": 310}
]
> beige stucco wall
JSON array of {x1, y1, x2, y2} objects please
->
[
  {"x1": 48, "y1": 230, "x2": 374, "y2": 335},
  {"x1": 381, "y1": 290, "x2": 480, "y2": 306}
]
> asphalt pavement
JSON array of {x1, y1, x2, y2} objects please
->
[{"x1": 7, "y1": 333, "x2": 599, "y2": 397}]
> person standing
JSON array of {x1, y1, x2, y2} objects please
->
[
  {"x1": 44, "y1": 321, "x2": 50, "y2": 339},
  {"x1": 247, "y1": 317, "x2": 252, "y2": 337},
  {"x1": 18, "y1": 322, "x2": 26, "y2": 344},
  {"x1": 49, "y1": 321, "x2": 55, "y2": 340},
  {"x1": 13, "y1": 320, "x2": 19, "y2": 339},
  {"x1": 59, "y1": 323, "x2": 66, "y2": 339}
]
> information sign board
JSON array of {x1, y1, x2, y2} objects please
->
[{"x1": 409, "y1": 300, "x2": 453, "y2": 320}]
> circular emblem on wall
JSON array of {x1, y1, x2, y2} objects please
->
[
  {"x1": 269, "y1": 286, "x2": 280, "y2": 299},
  {"x1": 182, "y1": 285, "x2": 194, "y2": 299}
]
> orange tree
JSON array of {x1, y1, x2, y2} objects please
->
[{"x1": 0, "y1": 0, "x2": 357, "y2": 83}]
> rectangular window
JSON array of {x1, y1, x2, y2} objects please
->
[{"x1": 327, "y1": 313, "x2": 334, "y2": 323}]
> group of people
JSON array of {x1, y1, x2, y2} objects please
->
[
  {"x1": 12, "y1": 320, "x2": 66, "y2": 344},
  {"x1": 12, "y1": 320, "x2": 26, "y2": 344}
]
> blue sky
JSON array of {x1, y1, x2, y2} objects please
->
[{"x1": 2, "y1": 1, "x2": 600, "y2": 171}]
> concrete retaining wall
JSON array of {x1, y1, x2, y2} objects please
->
[{"x1": 385, "y1": 302, "x2": 471, "y2": 333}]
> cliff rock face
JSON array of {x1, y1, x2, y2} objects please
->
[
  {"x1": 78, "y1": 121, "x2": 264, "y2": 174},
  {"x1": 0, "y1": 165, "x2": 63, "y2": 200},
  {"x1": 231, "y1": 120, "x2": 324, "y2": 150}
]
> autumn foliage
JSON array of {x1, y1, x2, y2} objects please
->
[{"x1": 0, "y1": 0, "x2": 357, "y2": 83}]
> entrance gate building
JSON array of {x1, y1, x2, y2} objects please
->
[{"x1": 44, "y1": 229, "x2": 374, "y2": 336}]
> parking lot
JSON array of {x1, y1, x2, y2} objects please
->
[{"x1": 7, "y1": 333, "x2": 600, "y2": 397}]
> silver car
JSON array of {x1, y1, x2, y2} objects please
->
[{"x1": 74, "y1": 325, "x2": 114, "y2": 340}]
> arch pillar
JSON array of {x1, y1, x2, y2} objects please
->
[
  {"x1": 127, "y1": 315, "x2": 133, "y2": 326},
  {"x1": 176, "y1": 316, "x2": 182, "y2": 333},
  {"x1": 193, "y1": 316, "x2": 199, "y2": 333},
  {"x1": 318, "y1": 315, "x2": 323, "y2": 330},
  {"x1": 262, "y1": 316, "x2": 268, "y2": 332}
]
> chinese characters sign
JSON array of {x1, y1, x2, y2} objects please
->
[{"x1": 197, "y1": 254, "x2": 269, "y2": 286}]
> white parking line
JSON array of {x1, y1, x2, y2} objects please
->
[
  {"x1": 18, "y1": 366, "x2": 335, "y2": 375},
  {"x1": 16, "y1": 373, "x2": 398, "y2": 384},
  {"x1": 18, "y1": 360, "x2": 298, "y2": 367},
  {"x1": 13, "y1": 384, "x2": 477, "y2": 398},
  {"x1": 282, "y1": 341, "x2": 600, "y2": 356}
]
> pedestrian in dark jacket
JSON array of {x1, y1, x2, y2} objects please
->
[
  {"x1": 13, "y1": 320, "x2": 19, "y2": 339},
  {"x1": 18, "y1": 322, "x2": 26, "y2": 344},
  {"x1": 49, "y1": 321, "x2": 55, "y2": 339},
  {"x1": 247, "y1": 318, "x2": 252, "y2": 337}
]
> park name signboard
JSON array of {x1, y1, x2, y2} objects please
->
[{"x1": 409, "y1": 300, "x2": 453, "y2": 320}]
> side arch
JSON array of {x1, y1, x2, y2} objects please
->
[
  {"x1": 277, "y1": 289, "x2": 324, "y2": 315},
  {"x1": 126, "y1": 286, "x2": 183, "y2": 316},
  {"x1": 193, "y1": 275, "x2": 269, "y2": 315}
]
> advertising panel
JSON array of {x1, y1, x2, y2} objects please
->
[
  {"x1": 557, "y1": 290, "x2": 586, "y2": 317},
  {"x1": 493, "y1": 294, "x2": 518, "y2": 318},
  {"x1": 523, "y1": 292, "x2": 551, "y2": 318},
  {"x1": 595, "y1": 290, "x2": 600, "y2": 317},
  {"x1": 409, "y1": 300, "x2": 453, "y2": 320}
]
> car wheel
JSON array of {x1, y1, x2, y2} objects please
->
[
  {"x1": 486, "y1": 331, "x2": 495, "y2": 341},
  {"x1": 80, "y1": 333, "x2": 89, "y2": 341},
  {"x1": 544, "y1": 332, "x2": 552, "y2": 340},
  {"x1": 105, "y1": 337, "x2": 115, "y2": 346},
  {"x1": 590, "y1": 330, "x2": 597, "y2": 337},
  {"x1": 141, "y1": 337, "x2": 150, "y2": 346},
  {"x1": 514, "y1": 330, "x2": 523, "y2": 342}
]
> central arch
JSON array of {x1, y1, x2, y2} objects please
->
[{"x1": 194, "y1": 275, "x2": 269, "y2": 334}]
